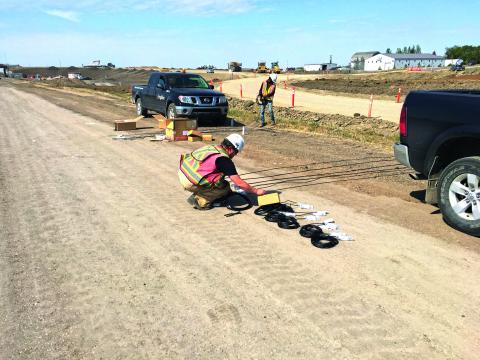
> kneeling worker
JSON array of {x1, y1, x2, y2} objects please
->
[{"x1": 178, "y1": 134, "x2": 266, "y2": 210}]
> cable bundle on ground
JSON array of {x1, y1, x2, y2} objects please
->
[{"x1": 299, "y1": 224, "x2": 339, "y2": 249}]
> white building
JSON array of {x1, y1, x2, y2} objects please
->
[
  {"x1": 350, "y1": 51, "x2": 380, "y2": 70},
  {"x1": 444, "y1": 59, "x2": 463, "y2": 67},
  {"x1": 68, "y1": 73, "x2": 81, "y2": 79},
  {"x1": 304, "y1": 63, "x2": 338, "y2": 72},
  {"x1": 364, "y1": 53, "x2": 445, "y2": 71}
]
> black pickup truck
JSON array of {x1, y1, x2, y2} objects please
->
[
  {"x1": 394, "y1": 90, "x2": 480, "y2": 236},
  {"x1": 131, "y1": 72, "x2": 228, "y2": 121}
]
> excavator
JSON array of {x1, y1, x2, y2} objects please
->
[
  {"x1": 271, "y1": 61, "x2": 281, "y2": 74},
  {"x1": 256, "y1": 61, "x2": 269, "y2": 73}
]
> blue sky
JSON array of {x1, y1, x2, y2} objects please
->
[{"x1": 0, "y1": 0, "x2": 479, "y2": 68}]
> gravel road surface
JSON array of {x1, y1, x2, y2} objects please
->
[{"x1": 1, "y1": 85, "x2": 479, "y2": 359}]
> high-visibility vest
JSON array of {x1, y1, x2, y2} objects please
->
[
  {"x1": 179, "y1": 145, "x2": 230, "y2": 188},
  {"x1": 261, "y1": 80, "x2": 276, "y2": 101}
]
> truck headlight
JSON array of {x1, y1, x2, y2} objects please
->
[
  {"x1": 218, "y1": 96, "x2": 227, "y2": 104},
  {"x1": 178, "y1": 96, "x2": 193, "y2": 104}
]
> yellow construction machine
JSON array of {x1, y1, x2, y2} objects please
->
[
  {"x1": 256, "y1": 61, "x2": 269, "y2": 73},
  {"x1": 271, "y1": 61, "x2": 281, "y2": 74}
]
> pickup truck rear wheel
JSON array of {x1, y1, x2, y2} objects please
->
[
  {"x1": 438, "y1": 156, "x2": 480, "y2": 236},
  {"x1": 167, "y1": 103, "x2": 177, "y2": 119},
  {"x1": 136, "y1": 98, "x2": 148, "y2": 117}
]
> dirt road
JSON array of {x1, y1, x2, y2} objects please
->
[
  {"x1": 221, "y1": 75, "x2": 403, "y2": 123},
  {"x1": 1, "y1": 84, "x2": 479, "y2": 359}
]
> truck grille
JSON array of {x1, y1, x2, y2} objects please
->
[{"x1": 200, "y1": 96, "x2": 213, "y2": 104}]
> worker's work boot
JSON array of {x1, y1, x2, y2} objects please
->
[{"x1": 193, "y1": 195, "x2": 212, "y2": 210}]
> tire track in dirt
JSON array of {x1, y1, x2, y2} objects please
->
[
  {"x1": 2, "y1": 86, "x2": 479, "y2": 359},
  {"x1": 2, "y1": 88, "x2": 344, "y2": 358},
  {"x1": 23, "y1": 98, "x2": 428, "y2": 359}
]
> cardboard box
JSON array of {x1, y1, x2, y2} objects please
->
[
  {"x1": 187, "y1": 130, "x2": 203, "y2": 137},
  {"x1": 153, "y1": 114, "x2": 171, "y2": 129},
  {"x1": 166, "y1": 118, "x2": 197, "y2": 131},
  {"x1": 188, "y1": 136, "x2": 201, "y2": 142},
  {"x1": 166, "y1": 128, "x2": 188, "y2": 141},
  {"x1": 257, "y1": 192, "x2": 281, "y2": 206},
  {"x1": 201, "y1": 134, "x2": 214, "y2": 142},
  {"x1": 114, "y1": 120, "x2": 136, "y2": 131}
]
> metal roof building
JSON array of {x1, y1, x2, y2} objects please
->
[
  {"x1": 364, "y1": 53, "x2": 446, "y2": 71},
  {"x1": 350, "y1": 51, "x2": 380, "y2": 70}
]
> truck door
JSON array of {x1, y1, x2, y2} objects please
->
[
  {"x1": 153, "y1": 76, "x2": 168, "y2": 114},
  {"x1": 143, "y1": 73, "x2": 159, "y2": 109}
]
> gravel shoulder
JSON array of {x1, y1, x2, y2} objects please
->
[{"x1": 1, "y1": 82, "x2": 479, "y2": 359}]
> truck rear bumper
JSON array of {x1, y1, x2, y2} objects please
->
[
  {"x1": 176, "y1": 105, "x2": 228, "y2": 117},
  {"x1": 394, "y1": 143, "x2": 412, "y2": 168}
]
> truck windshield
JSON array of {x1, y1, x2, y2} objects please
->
[{"x1": 167, "y1": 75, "x2": 209, "y2": 89}]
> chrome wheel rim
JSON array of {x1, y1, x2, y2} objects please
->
[
  {"x1": 448, "y1": 173, "x2": 480, "y2": 221},
  {"x1": 136, "y1": 101, "x2": 142, "y2": 115},
  {"x1": 168, "y1": 107, "x2": 175, "y2": 119}
]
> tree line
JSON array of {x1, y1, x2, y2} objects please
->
[
  {"x1": 385, "y1": 45, "x2": 423, "y2": 54},
  {"x1": 445, "y1": 45, "x2": 480, "y2": 64}
]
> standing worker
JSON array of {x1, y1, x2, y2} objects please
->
[
  {"x1": 178, "y1": 134, "x2": 267, "y2": 210},
  {"x1": 257, "y1": 73, "x2": 277, "y2": 127}
]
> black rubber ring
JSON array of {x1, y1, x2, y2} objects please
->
[
  {"x1": 265, "y1": 211, "x2": 285, "y2": 222},
  {"x1": 278, "y1": 217, "x2": 300, "y2": 229},
  {"x1": 254, "y1": 203, "x2": 281, "y2": 216},
  {"x1": 299, "y1": 224, "x2": 323, "y2": 238},
  {"x1": 226, "y1": 193, "x2": 253, "y2": 212},
  {"x1": 311, "y1": 232, "x2": 339, "y2": 249}
]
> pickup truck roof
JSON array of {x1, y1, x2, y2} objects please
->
[{"x1": 147, "y1": 72, "x2": 211, "y2": 89}]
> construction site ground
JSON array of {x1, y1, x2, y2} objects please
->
[
  {"x1": 219, "y1": 75, "x2": 403, "y2": 123},
  {"x1": 1, "y1": 78, "x2": 479, "y2": 359}
]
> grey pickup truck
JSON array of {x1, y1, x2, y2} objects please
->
[
  {"x1": 394, "y1": 90, "x2": 480, "y2": 236},
  {"x1": 131, "y1": 72, "x2": 228, "y2": 122}
]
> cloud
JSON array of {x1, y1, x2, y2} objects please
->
[
  {"x1": 8, "y1": 0, "x2": 261, "y2": 15},
  {"x1": 44, "y1": 10, "x2": 79, "y2": 22}
]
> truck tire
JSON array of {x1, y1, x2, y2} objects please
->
[
  {"x1": 167, "y1": 103, "x2": 177, "y2": 119},
  {"x1": 136, "y1": 98, "x2": 148, "y2": 117},
  {"x1": 438, "y1": 156, "x2": 480, "y2": 236}
]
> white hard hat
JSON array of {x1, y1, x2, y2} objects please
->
[
  {"x1": 225, "y1": 133, "x2": 245, "y2": 153},
  {"x1": 269, "y1": 73, "x2": 278, "y2": 83}
]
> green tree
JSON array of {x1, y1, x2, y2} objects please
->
[
  {"x1": 386, "y1": 48, "x2": 392, "y2": 54},
  {"x1": 415, "y1": 44, "x2": 422, "y2": 53},
  {"x1": 446, "y1": 45, "x2": 480, "y2": 64},
  {"x1": 396, "y1": 48, "x2": 403, "y2": 54}
]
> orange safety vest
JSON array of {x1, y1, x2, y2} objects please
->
[{"x1": 179, "y1": 145, "x2": 230, "y2": 188}]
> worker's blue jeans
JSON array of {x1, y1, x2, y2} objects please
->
[{"x1": 260, "y1": 100, "x2": 275, "y2": 126}]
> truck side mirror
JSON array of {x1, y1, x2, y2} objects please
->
[
  {"x1": 209, "y1": 85, "x2": 214, "y2": 89},
  {"x1": 157, "y1": 83, "x2": 165, "y2": 90}
]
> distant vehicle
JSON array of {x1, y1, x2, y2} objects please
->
[
  {"x1": 256, "y1": 62, "x2": 269, "y2": 73},
  {"x1": 450, "y1": 64, "x2": 465, "y2": 71},
  {"x1": 206, "y1": 67, "x2": 215, "y2": 74},
  {"x1": 79, "y1": 75, "x2": 92, "y2": 80},
  {"x1": 228, "y1": 61, "x2": 242, "y2": 72},
  {"x1": 131, "y1": 72, "x2": 228, "y2": 122},
  {"x1": 271, "y1": 61, "x2": 281, "y2": 74},
  {"x1": 394, "y1": 90, "x2": 480, "y2": 236}
]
